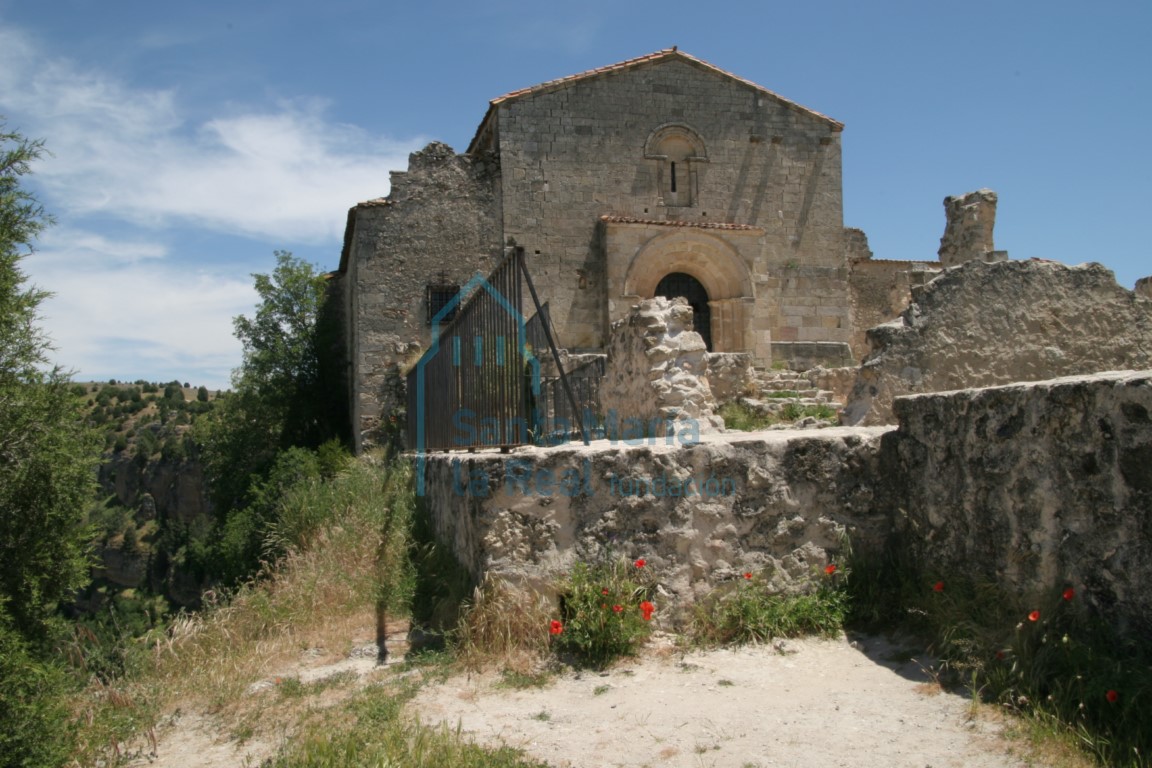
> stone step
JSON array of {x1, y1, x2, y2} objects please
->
[{"x1": 757, "y1": 388, "x2": 838, "y2": 400}]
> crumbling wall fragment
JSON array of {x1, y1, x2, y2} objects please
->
[
  {"x1": 882, "y1": 370, "x2": 1152, "y2": 638},
  {"x1": 843, "y1": 259, "x2": 1152, "y2": 425},
  {"x1": 600, "y1": 297, "x2": 725, "y2": 435},
  {"x1": 937, "y1": 188, "x2": 1007, "y2": 267}
]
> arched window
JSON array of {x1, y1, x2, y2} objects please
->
[{"x1": 644, "y1": 124, "x2": 707, "y2": 208}]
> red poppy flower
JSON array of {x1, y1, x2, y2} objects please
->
[
  {"x1": 1106, "y1": 689, "x2": 1119, "y2": 704},
  {"x1": 549, "y1": 620, "x2": 563, "y2": 636},
  {"x1": 933, "y1": 581, "x2": 944, "y2": 593},
  {"x1": 824, "y1": 564, "x2": 837, "y2": 575},
  {"x1": 601, "y1": 588, "x2": 610, "y2": 595},
  {"x1": 995, "y1": 650, "x2": 1006, "y2": 660},
  {"x1": 634, "y1": 558, "x2": 646, "y2": 568},
  {"x1": 640, "y1": 600, "x2": 655, "y2": 621},
  {"x1": 1028, "y1": 610, "x2": 1040, "y2": 622},
  {"x1": 743, "y1": 572, "x2": 753, "y2": 580},
  {"x1": 612, "y1": 604, "x2": 623, "y2": 613},
  {"x1": 1063, "y1": 588, "x2": 1075, "y2": 601}
]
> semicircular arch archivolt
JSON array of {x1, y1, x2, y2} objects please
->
[
  {"x1": 623, "y1": 230, "x2": 753, "y2": 302},
  {"x1": 622, "y1": 230, "x2": 754, "y2": 353}
]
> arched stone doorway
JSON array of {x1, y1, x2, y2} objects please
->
[
  {"x1": 614, "y1": 229, "x2": 755, "y2": 353},
  {"x1": 655, "y1": 272, "x2": 712, "y2": 350}
]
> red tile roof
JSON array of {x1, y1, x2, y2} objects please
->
[{"x1": 600, "y1": 214, "x2": 761, "y2": 232}]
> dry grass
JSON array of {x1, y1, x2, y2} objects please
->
[
  {"x1": 452, "y1": 580, "x2": 553, "y2": 676},
  {"x1": 151, "y1": 514, "x2": 384, "y2": 712},
  {"x1": 72, "y1": 457, "x2": 407, "y2": 763}
]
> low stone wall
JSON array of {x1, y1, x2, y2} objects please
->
[
  {"x1": 882, "y1": 370, "x2": 1152, "y2": 636},
  {"x1": 417, "y1": 370, "x2": 1152, "y2": 638},
  {"x1": 420, "y1": 427, "x2": 891, "y2": 619}
]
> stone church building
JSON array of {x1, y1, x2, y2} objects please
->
[{"x1": 331, "y1": 48, "x2": 1003, "y2": 450}]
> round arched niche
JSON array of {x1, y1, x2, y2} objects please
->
[
  {"x1": 644, "y1": 122, "x2": 708, "y2": 161},
  {"x1": 644, "y1": 123, "x2": 708, "y2": 207},
  {"x1": 622, "y1": 230, "x2": 754, "y2": 352}
]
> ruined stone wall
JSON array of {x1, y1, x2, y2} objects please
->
[
  {"x1": 703, "y1": 352, "x2": 755, "y2": 404},
  {"x1": 847, "y1": 259, "x2": 940, "y2": 361},
  {"x1": 344, "y1": 143, "x2": 503, "y2": 449},
  {"x1": 937, "y1": 189, "x2": 1007, "y2": 267},
  {"x1": 418, "y1": 371, "x2": 1152, "y2": 638},
  {"x1": 1137, "y1": 276, "x2": 1152, "y2": 300},
  {"x1": 420, "y1": 426, "x2": 891, "y2": 618},
  {"x1": 882, "y1": 371, "x2": 1152, "y2": 637},
  {"x1": 843, "y1": 259, "x2": 1152, "y2": 425},
  {"x1": 494, "y1": 57, "x2": 846, "y2": 352},
  {"x1": 599, "y1": 297, "x2": 724, "y2": 435}
]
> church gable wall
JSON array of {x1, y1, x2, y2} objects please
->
[{"x1": 494, "y1": 59, "x2": 845, "y2": 352}]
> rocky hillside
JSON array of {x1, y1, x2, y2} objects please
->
[{"x1": 74, "y1": 381, "x2": 220, "y2": 614}]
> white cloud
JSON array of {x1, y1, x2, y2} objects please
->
[
  {"x1": 0, "y1": 26, "x2": 423, "y2": 242},
  {"x1": 0, "y1": 21, "x2": 427, "y2": 388},
  {"x1": 30, "y1": 226, "x2": 255, "y2": 389}
]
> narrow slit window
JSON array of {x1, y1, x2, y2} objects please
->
[{"x1": 670, "y1": 161, "x2": 677, "y2": 193}]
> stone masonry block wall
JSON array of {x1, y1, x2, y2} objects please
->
[
  {"x1": 846, "y1": 258, "x2": 940, "y2": 362},
  {"x1": 495, "y1": 58, "x2": 845, "y2": 351},
  {"x1": 346, "y1": 143, "x2": 503, "y2": 449},
  {"x1": 883, "y1": 371, "x2": 1152, "y2": 637},
  {"x1": 843, "y1": 259, "x2": 1152, "y2": 426}
]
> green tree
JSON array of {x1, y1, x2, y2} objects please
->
[
  {"x1": 198, "y1": 251, "x2": 347, "y2": 514},
  {"x1": 0, "y1": 122, "x2": 96, "y2": 765},
  {"x1": 0, "y1": 123, "x2": 98, "y2": 643}
]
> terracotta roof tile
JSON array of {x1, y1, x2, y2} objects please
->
[{"x1": 600, "y1": 214, "x2": 761, "y2": 232}]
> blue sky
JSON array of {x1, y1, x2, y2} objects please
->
[{"x1": 2, "y1": 0, "x2": 1149, "y2": 390}]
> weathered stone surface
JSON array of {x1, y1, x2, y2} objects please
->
[
  {"x1": 703, "y1": 351, "x2": 755, "y2": 404},
  {"x1": 601, "y1": 297, "x2": 726, "y2": 435},
  {"x1": 881, "y1": 370, "x2": 1152, "y2": 637},
  {"x1": 420, "y1": 370, "x2": 1152, "y2": 639},
  {"x1": 937, "y1": 189, "x2": 1005, "y2": 267},
  {"x1": 420, "y1": 426, "x2": 890, "y2": 621},
  {"x1": 843, "y1": 259, "x2": 1152, "y2": 425},
  {"x1": 1137, "y1": 276, "x2": 1152, "y2": 300}
]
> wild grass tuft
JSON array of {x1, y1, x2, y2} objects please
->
[
  {"x1": 691, "y1": 569, "x2": 848, "y2": 646},
  {"x1": 266, "y1": 680, "x2": 550, "y2": 768},
  {"x1": 452, "y1": 580, "x2": 553, "y2": 676}
]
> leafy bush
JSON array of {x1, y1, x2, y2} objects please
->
[
  {"x1": 0, "y1": 620, "x2": 77, "y2": 768},
  {"x1": 551, "y1": 557, "x2": 656, "y2": 668}
]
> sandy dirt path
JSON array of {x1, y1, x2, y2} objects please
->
[
  {"x1": 129, "y1": 633, "x2": 1033, "y2": 768},
  {"x1": 412, "y1": 635, "x2": 1028, "y2": 768}
]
